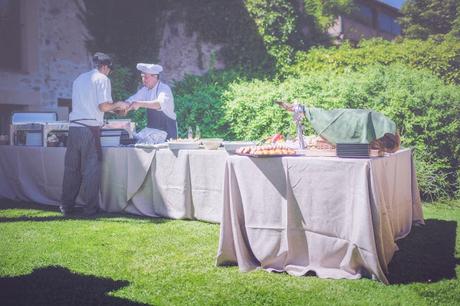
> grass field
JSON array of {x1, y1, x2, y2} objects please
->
[{"x1": 0, "y1": 199, "x2": 459, "y2": 305}]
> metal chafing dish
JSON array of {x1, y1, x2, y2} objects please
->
[
  {"x1": 101, "y1": 119, "x2": 136, "y2": 146},
  {"x1": 10, "y1": 112, "x2": 66, "y2": 147},
  {"x1": 10, "y1": 113, "x2": 135, "y2": 147}
]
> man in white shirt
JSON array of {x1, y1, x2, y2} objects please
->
[
  {"x1": 60, "y1": 52, "x2": 129, "y2": 217},
  {"x1": 127, "y1": 63, "x2": 177, "y2": 139}
]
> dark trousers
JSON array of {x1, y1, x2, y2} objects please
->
[{"x1": 61, "y1": 127, "x2": 101, "y2": 210}]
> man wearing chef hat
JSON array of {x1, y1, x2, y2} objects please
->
[{"x1": 127, "y1": 63, "x2": 177, "y2": 139}]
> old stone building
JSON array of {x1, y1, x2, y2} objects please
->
[
  {"x1": 0, "y1": 0, "x2": 402, "y2": 137},
  {"x1": 329, "y1": 0, "x2": 402, "y2": 42}
]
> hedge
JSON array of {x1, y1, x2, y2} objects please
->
[
  {"x1": 222, "y1": 64, "x2": 460, "y2": 200},
  {"x1": 288, "y1": 37, "x2": 460, "y2": 85}
]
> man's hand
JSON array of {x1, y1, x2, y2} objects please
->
[
  {"x1": 112, "y1": 101, "x2": 130, "y2": 116},
  {"x1": 113, "y1": 101, "x2": 129, "y2": 110}
]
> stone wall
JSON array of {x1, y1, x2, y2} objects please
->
[
  {"x1": 158, "y1": 15, "x2": 224, "y2": 84},
  {"x1": 36, "y1": 0, "x2": 92, "y2": 106},
  {"x1": 0, "y1": 0, "x2": 91, "y2": 120}
]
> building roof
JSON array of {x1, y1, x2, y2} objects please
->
[{"x1": 375, "y1": 0, "x2": 403, "y2": 10}]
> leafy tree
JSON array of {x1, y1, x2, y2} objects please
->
[
  {"x1": 76, "y1": 0, "x2": 162, "y2": 69},
  {"x1": 399, "y1": 0, "x2": 460, "y2": 39},
  {"x1": 244, "y1": 0, "x2": 353, "y2": 70},
  {"x1": 76, "y1": 0, "x2": 355, "y2": 75},
  {"x1": 288, "y1": 37, "x2": 460, "y2": 85}
]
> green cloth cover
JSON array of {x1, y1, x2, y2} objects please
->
[{"x1": 304, "y1": 108, "x2": 396, "y2": 145}]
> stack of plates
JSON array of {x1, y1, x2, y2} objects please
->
[{"x1": 336, "y1": 143, "x2": 370, "y2": 158}]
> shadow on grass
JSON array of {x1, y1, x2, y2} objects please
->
[
  {"x1": 388, "y1": 219, "x2": 459, "y2": 284},
  {"x1": 0, "y1": 266, "x2": 147, "y2": 306},
  {"x1": 0, "y1": 199, "x2": 59, "y2": 211},
  {"x1": 0, "y1": 198, "x2": 169, "y2": 224}
]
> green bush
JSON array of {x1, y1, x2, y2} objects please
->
[
  {"x1": 222, "y1": 64, "x2": 460, "y2": 199},
  {"x1": 288, "y1": 37, "x2": 460, "y2": 85},
  {"x1": 414, "y1": 151, "x2": 452, "y2": 201},
  {"x1": 173, "y1": 69, "x2": 247, "y2": 139}
]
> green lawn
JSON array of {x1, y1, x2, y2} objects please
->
[{"x1": 0, "y1": 199, "x2": 459, "y2": 305}]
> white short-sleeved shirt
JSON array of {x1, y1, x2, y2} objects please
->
[
  {"x1": 69, "y1": 69, "x2": 113, "y2": 127},
  {"x1": 127, "y1": 81, "x2": 176, "y2": 120}
]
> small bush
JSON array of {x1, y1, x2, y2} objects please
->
[{"x1": 414, "y1": 151, "x2": 452, "y2": 201}]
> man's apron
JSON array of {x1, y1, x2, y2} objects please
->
[
  {"x1": 70, "y1": 119, "x2": 102, "y2": 161},
  {"x1": 147, "y1": 109, "x2": 177, "y2": 140}
]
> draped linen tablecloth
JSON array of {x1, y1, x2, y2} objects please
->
[
  {"x1": 216, "y1": 149, "x2": 424, "y2": 284},
  {"x1": 0, "y1": 145, "x2": 156, "y2": 215},
  {"x1": 188, "y1": 150, "x2": 228, "y2": 223},
  {"x1": 0, "y1": 146, "x2": 67, "y2": 205},
  {"x1": 99, "y1": 147, "x2": 157, "y2": 216},
  {"x1": 151, "y1": 149, "x2": 228, "y2": 222},
  {"x1": 0, "y1": 145, "x2": 226, "y2": 223}
]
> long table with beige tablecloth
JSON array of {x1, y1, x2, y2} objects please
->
[
  {"x1": 216, "y1": 149, "x2": 424, "y2": 284},
  {"x1": 0, "y1": 145, "x2": 228, "y2": 223}
]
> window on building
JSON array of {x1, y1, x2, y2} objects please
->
[
  {"x1": 352, "y1": 2, "x2": 374, "y2": 26},
  {"x1": 0, "y1": 0, "x2": 21, "y2": 70},
  {"x1": 378, "y1": 12, "x2": 401, "y2": 35}
]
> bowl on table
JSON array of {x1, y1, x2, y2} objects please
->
[
  {"x1": 222, "y1": 141, "x2": 256, "y2": 152},
  {"x1": 167, "y1": 139, "x2": 201, "y2": 150},
  {"x1": 201, "y1": 138, "x2": 223, "y2": 150}
]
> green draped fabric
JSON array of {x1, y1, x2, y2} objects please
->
[{"x1": 304, "y1": 108, "x2": 396, "y2": 145}]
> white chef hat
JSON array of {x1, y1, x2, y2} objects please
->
[{"x1": 136, "y1": 63, "x2": 163, "y2": 75}]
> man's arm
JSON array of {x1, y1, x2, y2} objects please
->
[
  {"x1": 128, "y1": 89, "x2": 172, "y2": 111},
  {"x1": 128, "y1": 101, "x2": 161, "y2": 111},
  {"x1": 99, "y1": 101, "x2": 130, "y2": 112}
]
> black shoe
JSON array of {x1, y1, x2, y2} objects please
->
[
  {"x1": 80, "y1": 207, "x2": 100, "y2": 217},
  {"x1": 59, "y1": 205, "x2": 78, "y2": 217}
]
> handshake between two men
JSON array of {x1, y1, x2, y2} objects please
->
[{"x1": 111, "y1": 101, "x2": 143, "y2": 116}]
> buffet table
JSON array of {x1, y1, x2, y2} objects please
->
[
  {"x1": 1, "y1": 145, "x2": 424, "y2": 283},
  {"x1": 0, "y1": 145, "x2": 228, "y2": 223},
  {"x1": 216, "y1": 149, "x2": 424, "y2": 284}
]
